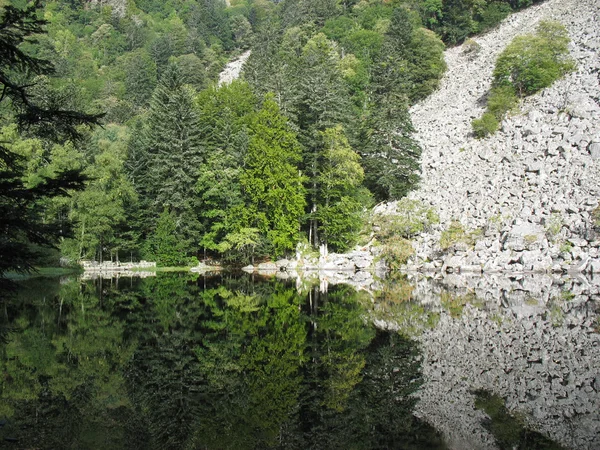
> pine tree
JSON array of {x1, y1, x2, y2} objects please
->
[
  {"x1": 360, "y1": 99, "x2": 421, "y2": 202},
  {"x1": 292, "y1": 33, "x2": 351, "y2": 247},
  {"x1": 144, "y1": 208, "x2": 188, "y2": 266},
  {"x1": 362, "y1": 6, "x2": 424, "y2": 202},
  {"x1": 195, "y1": 81, "x2": 256, "y2": 257},
  {"x1": 0, "y1": 1, "x2": 100, "y2": 286}
]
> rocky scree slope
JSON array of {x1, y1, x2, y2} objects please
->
[{"x1": 376, "y1": 0, "x2": 600, "y2": 274}]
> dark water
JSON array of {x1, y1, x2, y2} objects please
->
[{"x1": 0, "y1": 272, "x2": 598, "y2": 449}]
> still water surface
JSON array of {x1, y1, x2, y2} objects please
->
[{"x1": 0, "y1": 272, "x2": 598, "y2": 449}]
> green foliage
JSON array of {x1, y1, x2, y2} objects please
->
[
  {"x1": 592, "y1": 206, "x2": 600, "y2": 230},
  {"x1": 141, "y1": 64, "x2": 204, "y2": 245},
  {"x1": 494, "y1": 21, "x2": 574, "y2": 96},
  {"x1": 0, "y1": 1, "x2": 101, "y2": 287},
  {"x1": 371, "y1": 200, "x2": 437, "y2": 269},
  {"x1": 440, "y1": 291, "x2": 476, "y2": 318},
  {"x1": 472, "y1": 112, "x2": 499, "y2": 138},
  {"x1": 380, "y1": 236, "x2": 415, "y2": 270},
  {"x1": 475, "y1": 390, "x2": 566, "y2": 450},
  {"x1": 239, "y1": 96, "x2": 306, "y2": 257},
  {"x1": 473, "y1": 21, "x2": 573, "y2": 138},
  {"x1": 66, "y1": 125, "x2": 137, "y2": 262},
  {"x1": 313, "y1": 125, "x2": 368, "y2": 251},
  {"x1": 422, "y1": 0, "x2": 544, "y2": 45},
  {"x1": 373, "y1": 199, "x2": 439, "y2": 239},
  {"x1": 144, "y1": 208, "x2": 188, "y2": 266},
  {"x1": 439, "y1": 221, "x2": 481, "y2": 250}
]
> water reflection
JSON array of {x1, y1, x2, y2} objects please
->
[
  {"x1": 381, "y1": 273, "x2": 600, "y2": 450},
  {"x1": 0, "y1": 273, "x2": 444, "y2": 449},
  {"x1": 2, "y1": 271, "x2": 598, "y2": 449}
]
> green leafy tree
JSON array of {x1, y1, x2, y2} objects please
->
[
  {"x1": 0, "y1": 1, "x2": 100, "y2": 287},
  {"x1": 314, "y1": 126, "x2": 369, "y2": 251},
  {"x1": 239, "y1": 96, "x2": 306, "y2": 257},
  {"x1": 195, "y1": 81, "x2": 256, "y2": 257},
  {"x1": 121, "y1": 48, "x2": 157, "y2": 107},
  {"x1": 493, "y1": 20, "x2": 574, "y2": 96},
  {"x1": 66, "y1": 125, "x2": 137, "y2": 262}
]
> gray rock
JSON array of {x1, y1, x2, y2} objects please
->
[{"x1": 588, "y1": 142, "x2": 600, "y2": 159}]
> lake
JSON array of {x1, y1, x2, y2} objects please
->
[{"x1": 0, "y1": 271, "x2": 598, "y2": 449}]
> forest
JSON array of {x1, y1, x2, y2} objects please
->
[{"x1": 0, "y1": 0, "x2": 544, "y2": 270}]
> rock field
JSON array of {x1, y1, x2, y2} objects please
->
[{"x1": 380, "y1": 0, "x2": 600, "y2": 274}]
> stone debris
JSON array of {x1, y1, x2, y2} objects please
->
[
  {"x1": 379, "y1": 0, "x2": 600, "y2": 274},
  {"x1": 218, "y1": 50, "x2": 251, "y2": 86}
]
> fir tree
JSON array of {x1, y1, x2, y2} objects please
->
[{"x1": 141, "y1": 63, "x2": 204, "y2": 246}]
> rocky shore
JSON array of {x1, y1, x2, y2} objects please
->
[{"x1": 379, "y1": 0, "x2": 600, "y2": 275}]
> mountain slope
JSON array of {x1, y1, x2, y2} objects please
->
[{"x1": 383, "y1": 0, "x2": 600, "y2": 274}]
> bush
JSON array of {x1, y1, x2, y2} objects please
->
[
  {"x1": 592, "y1": 206, "x2": 600, "y2": 230},
  {"x1": 380, "y1": 236, "x2": 415, "y2": 270},
  {"x1": 494, "y1": 20, "x2": 574, "y2": 96},
  {"x1": 439, "y1": 221, "x2": 482, "y2": 250},
  {"x1": 472, "y1": 20, "x2": 574, "y2": 138},
  {"x1": 463, "y1": 38, "x2": 481, "y2": 58},
  {"x1": 486, "y1": 85, "x2": 518, "y2": 118},
  {"x1": 373, "y1": 199, "x2": 439, "y2": 239},
  {"x1": 472, "y1": 112, "x2": 499, "y2": 138}
]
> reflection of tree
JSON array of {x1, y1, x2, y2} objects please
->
[
  {"x1": 288, "y1": 330, "x2": 447, "y2": 450},
  {"x1": 191, "y1": 282, "x2": 306, "y2": 449},
  {"x1": 3, "y1": 273, "x2": 446, "y2": 449},
  {"x1": 0, "y1": 278, "x2": 142, "y2": 448}
]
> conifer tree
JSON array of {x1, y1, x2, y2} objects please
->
[
  {"x1": 142, "y1": 63, "x2": 204, "y2": 246},
  {"x1": 195, "y1": 81, "x2": 256, "y2": 257},
  {"x1": 144, "y1": 208, "x2": 188, "y2": 266},
  {"x1": 361, "y1": 6, "x2": 424, "y2": 202},
  {"x1": 293, "y1": 33, "x2": 351, "y2": 247}
]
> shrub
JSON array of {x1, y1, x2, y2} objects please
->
[
  {"x1": 439, "y1": 221, "x2": 482, "y2": 250},
  {"x1": 373, "y1": 199, "x2": 439, "y2": 239},
  {"x1": 472, "y1": 112, "x2": 499, "y2": 138},
  {"x1": 494, "y1": 21, "x2": 574, "y2": 96},
  {"x1": 472, "y1": 20, "x2": 574, "y2": 138},
  {"x1": 486, "y1": 85, "x2": 518, "y2": 118},
  {"x1": 592, "y1": 206, "x2": 600, "y2": 230},
  {"x1": 439, "y1": 221, "x2": 466, "y2": 250},
  {"x1": 463, "y1": 38, "x2": 481, "y2": 58},
  {"x1": 380, "y1": 236, "x2": 414, "y2": 270}
]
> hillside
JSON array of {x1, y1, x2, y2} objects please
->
[{"x1": 377, "y1": 0, "x2": 600, "y2": 274}]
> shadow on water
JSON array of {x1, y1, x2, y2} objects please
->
[{"x1": 0, "y1": 272, "x2": 446, "y2": 449}]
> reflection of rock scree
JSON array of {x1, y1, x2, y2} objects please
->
[
  {"x1": 383, "y1": 0, "x2": 600, "y2": 274},
  {"x1": 218, "y1": 50, "x2": 251, "y2": 86},
  {"x1": 378, "y1": 273, "x2": 600, "y2": 450}
]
